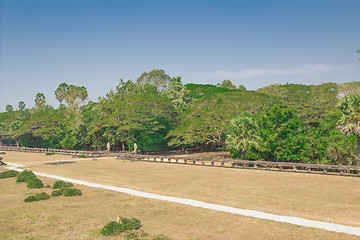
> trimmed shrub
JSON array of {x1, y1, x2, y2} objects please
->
[
  {"x1": 0, "y1": 152, "x2": 6, "y2": 154},
  {"x1": 78, "y1": 154, "x2": 87, "y2": 158},
  {"x1": 51, "y1": 190, "x2": 62, "y2": 197},
  {"x1": 120, "y1": 217, "x2": 142, "y2": 231},
  {"x1": 45, "y1": 152, "x2": 56, "y2": 155},
  {"x1": 62, "y1": 187, "x2": 82, "y2": 197},
  {"x1": 16, "y1": 169, "x2": 36, "y2": 183},
  {"x1": 35, "y1": 192, "x2": 50, "y2": 200},
  {"x1": 24, "y1": 195, "x2": 39, "y2": 202},
  {"x1": 0, "y1": 170, "x2": 19, "y2": 179},
  {"x1": 44, "y1": 184, "x2": 51, "y2": 188},
  {"x1": 52, "y1": 180, "x2": 73, "y2": 189},
  {"x1": 101, "y1": 221, "x2": 122, "y2": 236},
  {"x1": 101, "y1": 218, "x2": 142, "y2": 236},
  {"x1": 26, "y1": 178, "x2": 44, "y2": 189}
]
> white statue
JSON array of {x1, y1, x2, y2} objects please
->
[{"x1": 106, "y1": 142, "x2": 111, "y2": 152}]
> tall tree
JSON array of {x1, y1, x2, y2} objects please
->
[
  {"x1": 10, "y1": 121, "x2": 21, "y2": 147},
  {"x1": 5, "y1": 105, "x2": 13, "y2": 112},
  {"x1": 18, "y1": 101, "x2": 25, "y2": 111},
  {"x1": 137, "y1": 69, "x2": 172, "y2": 92},
  {"x1": 161, "y1": 77, "x2": 192, "y2": 111},
  {"x1": 55, "y1": 83, "x2": 69, "y2": 105},
  {"x1": 337, "y1": 94, "x2": 360, "y2": 165},
  {"x1": 216, "y1": 79, "x2": 237, "y2": 90},
  {"x1": 35, "y1": 93, "x2": 46, "y2": 107},
  {"x1": 238, "y1": 85, "x2": 246, "y2": 91},
  {"x1": 64, "y1": 85, "x2": 88, "y2": 110},
  {"x1": 226, "y1": 114, "x2": 261, "y2": 159}
]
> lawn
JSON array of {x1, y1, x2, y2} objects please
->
[{"x1": 0, "y1": 151, "x2": 359, "y2": 239}]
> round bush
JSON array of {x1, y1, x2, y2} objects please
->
[
  {"x1": 26, "y1": 178, "x2": 44, "y2": 189},
  {"x1": 62, "y1": 187, "x2": 82, "y2": 197},
  {"x1": 78, "y1": 154, "x2": 87, "y2": 158},
  {"x1": 51, "y1": 190, "x2": 62, "y2": 197},
  {"x1": 24, "y1": 195, "x2": 39, "y2": 202},
  {"x1": 0, "y1": 170, "x2": 19, "y2": 179},
  {"x1": 35, "y1": 192, "x2": 50, "y2": 200},
  {"x1": 16, "y1": 169, "x2": 36, "y2": 183},
  {"x1": 101, "y1": 221, "x2": 122, "y2": 236},
  {"x1": 44, "y1": 184, "x2": 51, "y2": 188},
  {"x1": 45, "y1": 152, "x2": 56, "y2": 155},
  {"x1": 0, "y1": 152, "x2": 6, "y2": 154},
  {"x1": 52, "y1": 180, "x2": 73, "y2": 189},
  {"x1": 120, "y1": 217, "x2": 142, "y2": 231}
]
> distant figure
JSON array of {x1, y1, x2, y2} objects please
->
[
  {"x1": 134, "y1": 143, "x2": 137, "y2": 154},
  {"x1": 106, "y1": 142, "x2": 111, "y2": 152}
]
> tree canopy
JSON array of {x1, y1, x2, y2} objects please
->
[{"x1": 1, "y1": 70, "x2": 359, "y2": 165}]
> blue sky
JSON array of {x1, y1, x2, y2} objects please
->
[{"x1": 0, "y1": 0, "x2": 359, "y2": 110}]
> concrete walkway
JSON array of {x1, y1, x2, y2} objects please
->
[{"x1": 5, "y1": 161, "x2": 360, "y2": 237}]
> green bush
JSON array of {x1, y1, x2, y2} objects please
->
[
  {"x1": 62, "y1": 187, "x2": 82, "y2": 197},
  {"x1": 52, "y1": 180, "x2": 73, "y2": 189},
  {"x1": 44, "y1": 184, "x2": 51, "y2": 188},
  {"x1": 101, "y1": 218, "x2": 142, "y2": 236},
  {"x1": 16, "y1": 169, "x2": 36, "y2": 183},
  {"x1": 24, "y1": 195, "x2": 39, "y2": 202},
  {"x1": 0, "y1": 152, "x2": 6, "y2": 154},
  {"x1": 45, "y1": 152, "x2": 56, "y2": 155},
  {"x1": 101, "y1": 221, "x2": 123, "y2": 236},
  {"x1": 26, "y1": 178, "x2": 44, "y2": 189},
  {"x1": 120, "y1": 217, "x2": 142, "y2": 231},
  {"x1": 78, "y1": 154, "x2": 87, "y2": 158},
  {"x1": 35, "y1": 192, "x2": 50, "y2": 200},
  {"x1": 51, "y1": 190, "x2": 62, "y2": 197},
  {"x1": 0, "y1": 170, "x2": 19, "y2": 179},
  {"x1": 123, "y1": 232, "x2": 139, "y2": 240}
]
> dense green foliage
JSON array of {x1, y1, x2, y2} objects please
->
[
  {"x1": 101, "y1": 217, "x2": 141, "y2": 236},
  {"x1": 26, "y1": 177, "x2": 44, "y2": 189},
  {"x1": 62, "y1": 187, "x2": 82, "y2": 197},
  {"x1": 52, "y1": 180, "x2": 74, "y2": 189},
  {"x1": 0, "y1": 170, "x2": 19, "y2": 179},
  {"x1": 51, "y1": 190, "x2": 62, "y2": 196},
  {"x1": 24, "y1": 195, "x2": 40, "y2": 202},
  {"x1": 16, "y1": 170, "x2": 36, "y2": 183},
  {"x1": 24, "y1": 192, "x2": 50, "y2": 202},
  {"x1": 1, "y1": 69, "x2": 359, "y2": 165},
  {"x1": 35, "y1": 192, "x2": 51, "y2": 200},
  {"x1": 167, "y1": 90, "x2": 277, "y2": 150}
]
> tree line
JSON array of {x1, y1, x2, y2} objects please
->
[{"x1": 1, "y1": 69, "x2": 360, "y2": 165}]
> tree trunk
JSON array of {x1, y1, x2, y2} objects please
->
[
  {"x1": 357, "y1": 136, "x2": 360, "y2": 166},
  {"x1": 122, "y1": 142, "x2": 125, "y2": 151},
  {"x1": 242, "y1": 150, "x2": 247, "y2": 160},
  {"x1": 16, "y1": 138, "x2": 19, "y2": 148}
]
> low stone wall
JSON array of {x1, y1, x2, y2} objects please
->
[{"x1": 1, "y1": 146, "x2": 359, "y2": 177}]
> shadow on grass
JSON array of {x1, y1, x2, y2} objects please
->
[{"x1": 45, "y1": 161, "x2": 76, "y2": 165}]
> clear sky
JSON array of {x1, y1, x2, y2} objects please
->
[{"x1": 0, "y1": 0, "x2": 359, "y2": 110}]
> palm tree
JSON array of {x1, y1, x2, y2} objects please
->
[
  {"x1": 5, "y1": 104, "x2": 13, "y2": 112},
  {"x1": 337, "y1": 94, "x2": 360, "y2": 165},
  {"x1": 35, "y1": 93, "x2": 46, "y2": 107},
  {"x1": 226, "y1": 115, "x2": 261, "y2": 160},
  {"x1": 18, "y1": 101, "x2": 25, "y2": 111},
  {"x1": 55, "y1": 82, "x2": 69, "y2": 105}
]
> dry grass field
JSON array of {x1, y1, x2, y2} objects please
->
[{"x1": 1, "y1": 151, "x2": 360, "y2": 239}]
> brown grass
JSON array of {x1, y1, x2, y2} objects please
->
[{"x1": 1, "y1": 151, "x2": 360, "y2": 239}]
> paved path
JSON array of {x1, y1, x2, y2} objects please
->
[{"x1": 5, "y1": 161, "x2": 360, "y2": 237}]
